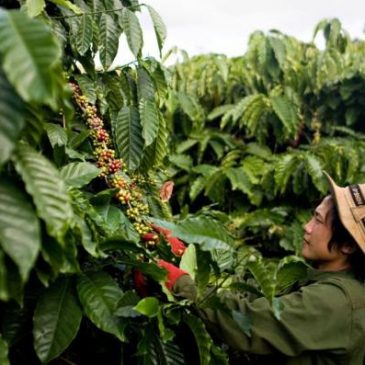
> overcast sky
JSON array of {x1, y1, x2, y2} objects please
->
[{"x1": 115, "y1": 0, "x2": 365, "y2": 65}]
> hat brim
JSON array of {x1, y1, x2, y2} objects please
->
[{"x1": 323, "y1": 171, "x2": 365, "y2": 254}]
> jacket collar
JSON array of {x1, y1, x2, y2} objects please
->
[{"x1": 306, "y1": 267, "x2": 355, "y2": 282}]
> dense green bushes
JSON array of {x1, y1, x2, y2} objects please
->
[
  {"x1": 1, "y1": 1, "x2": 365, "y2": 363},
  {"x1": 166, "y1": 20, "x2": 365, "y2": 257}
]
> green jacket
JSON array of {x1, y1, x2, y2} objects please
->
[{"x1": 174, "y1": 269, "x2": 365, "y2": 365}]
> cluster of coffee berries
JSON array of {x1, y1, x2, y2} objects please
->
[
  {"x1": 94, "y1": 128, "x2": 109, "y2": 144},
  {"x1": 71, "y1": 83, "x2": 124, "y2": 178},
  {"x1": 71, "y1": 81, "x2": 157, "y2": 245},
  {"x1": 127, "y1": 202, "x2": 149, "y2": 220},
  {"x1": 116, "y1": 188, "x2": 131, "y2": 204},
  {"x1": 110, "y1": 174, "x2": 128, "y2": 189},
  {"x1": 134, "y1": 221, "x2": 152, "y2": 236},
  {"x1": 131, "y1": 174, "x2": 157, "y2": 188}
]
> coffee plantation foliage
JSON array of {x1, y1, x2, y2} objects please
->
[
  {"x1": 166, "y1": 19, "x2": 365, "y2": 257},
  {"x1": 0, "y1": 0, "x2": 363, "y2": 362}
]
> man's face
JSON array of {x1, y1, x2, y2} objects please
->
[{"x1": 302, "y1": 196, "x2": 344, "y2": 268}]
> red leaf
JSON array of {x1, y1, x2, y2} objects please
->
[
  {"x1": 133, "y1": 270, "x2": 149, "y2": 297},
  {"x1": 157, "y1": 260, "x2": 188, "y2": 290},
  {"x1": 167, "y1": 236, "x2": 186, "y2": 257},
  {"x1": 142, "y1": 232, "x2": 159, "y2": 242},
  {"x1": 151, "y1": 224, "x2": 172, "y2": 237},
  {"x1": 160, "y1": 181, "x2": 174, "y2": 202}
]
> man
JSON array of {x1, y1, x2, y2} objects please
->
[{"x1": 159, "y1": 173, "x2": 365, "y2": 364}]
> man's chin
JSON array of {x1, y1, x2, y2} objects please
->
[{"x1": 301, "y1": 247, "x2": 311, "y2": 260}]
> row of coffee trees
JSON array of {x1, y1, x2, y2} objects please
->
[
  {"x1": 1, "y1": 0, "x2": 364, "y2": 363},
  {"x1": 166, "y1": 20, "x2": 365, "y2": 259}
]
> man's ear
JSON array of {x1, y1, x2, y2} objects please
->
[{"x1": 340, "y1": 243, "x2": 357, "y2": 255}]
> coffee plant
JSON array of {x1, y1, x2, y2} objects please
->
[{"x1": 0, "y1": 1, "x2": 249, "y2": 363}]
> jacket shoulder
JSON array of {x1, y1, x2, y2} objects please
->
[{"x1": 320, "y1": 276, "x2": 365, "y2": 310}]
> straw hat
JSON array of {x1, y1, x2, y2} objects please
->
[{"x1": 324, "y1": 172, "x2": 365, "y2": 253}]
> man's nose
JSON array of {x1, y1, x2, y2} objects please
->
[{"x1": 304, "y1": 220, "x2": 312, "y2": 234}]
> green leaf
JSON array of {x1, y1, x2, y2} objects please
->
[
  {"x1": 25, "y1": 0, "x2": 45, "y2": 17},
  {"x1": 176, "y1": 139, "x2": 198, "y2": 154},
  {"x1": 115, "y1": 106, "x2": 144, "y2": 171},
  {"x1": 50, "y1": 0, "x2": 82, "y2": 14},
  {"x1": 210, "y1": 248, "x2": 234, "y2": 271},
  {"x1": 94, "y1": 204, "x2": 127, "y2": 235},
  {"x1": 146, "y1": 5, "x2": 166, "y2": 55},
  {"x1": 76, "y1": 14, "x2": 93, "y2": 55},
  {"x1": 305, "y1": 155, "x2": 326, "y2": 193},
  {"x1": 208, "y1": 104, "x2": 234, "y2": 121},
  {"x1": 139, "y1": 99, "x2": 159, "y2": 147},
  {"x1": 115, "y1": 291, "x2": 140, "y2": 318},
  {"x1": 225, "y1": 167, "x2": 252, "y2": 194},
  {"x1": 68, "y1": 129, "x2": 91, "y2": 150},
  {"x1": 184, "y1": 314, "x2": 212, "y2": 365},
  {"x1": 189, "y1": 176, "x2": 207, "y2": 202},
  {"x1": 0, "y1": 180, "x2": 40, "y2": 283},
  {"x1": 210, "y1": 344, "x2": 229, "y2": 365},
  {"x1": 247, "y1": 258, "x2": 276, "y2": 302},
  {"x1": 22, "y1": 106, "x2": 46, "y2": 146},
  {"x1": 33, "y1": 277, "x2": 82, "y2": 364},
  {"x1": 271, "y1": 94, "x2": 298, "y2": 138},
  {"x1": 77, "y1": 217, "x2": 100, "y2": 257},
  {"x1": 41, "y1": 237, "x2": 67, "y2": 276},
  {"x1": 0, "y1": 335, "x2": 10, "y2": 365},
  {"x1": 172, "y1": 217, "x2": 234, "y2": 251},
  {"x1": 180, "y1": 244, "x2": 197, "y2": 280},
  {"x1": 136, "y1": 329, "x2": 184, "y2": 365},
  {"x1": 74, "y1": 74, "x2": 96, "y2": 104},
  {"x1": 137, "y1": 66, "x2": 156, "y2": 101},
  {"x1": 45, "y1": 123, "x2": 67, "y2": 148},
  {"x1": 0, "y1": 72, "x2": 25, "y2": 167},
  {"x1": 139, "y1": 114, "x2": 168, "y2": 170},
  {"x1": 0, "y1": 9, "x2": 62, "y2": 108},
  {"x1": 177, "y1": 92, "x2": 204, "y2": 125},
  {"x1": 14, "y1": 143, "x2": 73, "y2": 241},
  {"x1": 118, "y1": 291, "x2": 140, "y2": 307},
  {"x1": 274, "y1": 154, "x2": 297, "y2": 194},
  {"x1": 146, "y1": 194, "x2": 172, "y2": 220},
  {"x1": 60, "y1": 162, "x2": 100, "y2": 188},
  {"x1": 170, "y1": 154, "x2": 193, "y2": 171},
  {"x1": 276, "y1": 258, "x2": 307, "y2": 294},
  {"x1": 121, "y1": 8, "x2": 143, "y2": 57},
  {"x1": 0, "y1": 250, "x2": 8, "y2": 301},
  {"x1": 100, "y1": 223, "x2": 140, "y2": 247},
  {"x1": 114, "y1": 305, "x2": 141, "y2": 318},
  {"x1": 134, "y1": 297, "x2": 159, "y2": 318},
  {"x1": 157, "y1": 310, "x2": 174, "y2": 342},
  {"x1": 77, "y1": 271, "x2": 125, "y2": 341},
  {"x1": 99, "y1": 13, "x2": 119, "y2": 70},
  {"x1": 135, "y1": 262, "x2": 167, "y2": 282}
]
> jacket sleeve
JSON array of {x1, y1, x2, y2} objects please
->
[{"x1": 173, "y1": 275, "x2": 351, "y2": 356}]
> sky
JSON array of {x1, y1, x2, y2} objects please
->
[{"x1": 114, "y1": 0, "x2": 365, "y2": 65}]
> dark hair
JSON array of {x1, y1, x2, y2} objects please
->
[{"x1": 328, "y1": 198, "x2": 365, "y2": 281}]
